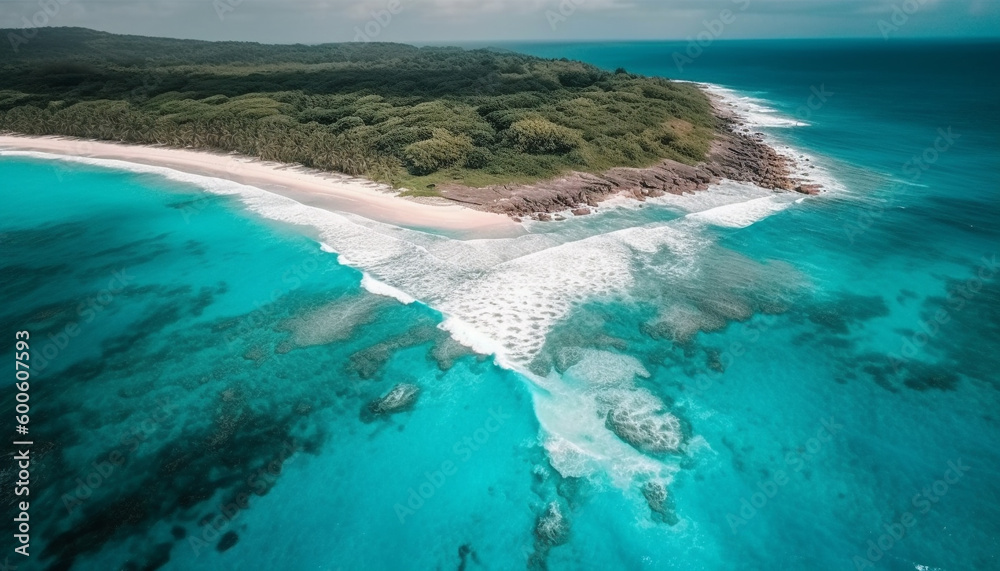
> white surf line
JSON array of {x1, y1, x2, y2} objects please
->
[{"x1": 698, "y1": 81, "x2": 846, "y2": 195}]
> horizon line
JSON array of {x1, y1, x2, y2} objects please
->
[{"x1": 5, "y1": 26, "x2": 1000, "y2": 47}]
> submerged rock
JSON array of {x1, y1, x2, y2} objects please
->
[
  {"x1": 458, "y1": 543, "x2": 481, "y2": 571},
  {"x1": 430, "y1": 335, "x2": 474, "y2": 371},
  {"x1": 282, "y1": 296, "x2": 383, "y2": 347},
  {"x1": 217, "y1": 531, "x2": 239, "y2": 552},
  {"x1": 705, "y1": 348, "x2": 725, "y2": 373},
  {"x1": 529, "y1": 500, "x2": 571, "y2": 571},
  {"x1": 642, "y1": 481, "x2": 679, "y2": 525},
  {"x1": 552, "y1": 346, "x2": 584, "y2": 373},
  {"x1": 365, "y1": 383, "x2": 420, "y2": 419},
  {"x1": 534, "y1": 502, "x2": 570, "y2": 547},
  {"x1": 350, "y1": 325, "x2": 439, "y2": 379},
  {"x1": 242, "y1": 344, "x2": 268, "y2": 364},
  {"x1": 641, "y1": 304, "x2": 705, "y2": 344},
  {"x1": 605, "y1": 400, "x2": 684, "y2": 455}
]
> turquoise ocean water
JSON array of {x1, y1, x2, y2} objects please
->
[{"x1": 1, "y1": 40, "x2": 998, "y2": 570}]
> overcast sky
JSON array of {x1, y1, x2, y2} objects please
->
[{"x1": 2, "y1": 0, "x2": 998, "y2": 44}]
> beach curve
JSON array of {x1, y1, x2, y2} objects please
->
[{"x1": 0, "y1": 134, "x2": 524, "y2": 239}]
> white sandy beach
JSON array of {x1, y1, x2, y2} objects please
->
[{"x1": 0, "y1": 135, "x2": 522, "y2": 238}]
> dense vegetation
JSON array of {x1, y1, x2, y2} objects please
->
[{"x1": 0, "y1": 28, "x2": 717, "y2": 192}]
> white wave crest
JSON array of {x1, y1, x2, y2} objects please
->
[
  {"x1": 360, "y1": 273, "x2": 416, "y2": 305},
  {"x1": 702, "y1": 84, "x2": 806, "y2": 128}
]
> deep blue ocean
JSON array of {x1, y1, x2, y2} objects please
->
[{"x1": 1, "y1": 40, "x2": 998, "y2": 570}]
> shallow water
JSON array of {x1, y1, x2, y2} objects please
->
[{"x1": 2, "y1": 39, "x2": 999, "y2": 571}]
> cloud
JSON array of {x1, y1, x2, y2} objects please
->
[{"x1": 0, "y1": 0, "x2": 995, "y2": 42}]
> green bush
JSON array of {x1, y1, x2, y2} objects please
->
[
  {"x1": 330, "y1": 116, "x2": 364, "y2": 133},
  {"x1": 483, "y1": 108, "x2": 529, "y2": 131},
  {"x1": 507, "y1": 118, "x2": 582, "y2": 155},
  {"x1": 374, "y1": 126, "x2": 428, "y2": 155},
  {"x1": 300, "y1": 107, "x2": 342, "y2": 124},
  {"x1": 402, "y1": 129, "x2": 474, "y2": 174},
  {"x1": 464, "y1": 147, "x2": 493, "y2": 169}
]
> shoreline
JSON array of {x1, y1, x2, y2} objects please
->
[
  {"x1": 0, "y1": 135, "x2": 523, "y2": 239},
  {"x1": 0, "y1": 84, "x2": 819, "y2": 230}
]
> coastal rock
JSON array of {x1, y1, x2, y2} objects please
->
[
  {"x1": 795, "y1": 184, "x2": 823, "y2": 195},
  {"x1": 571, "y1": 208, "x2": 591, "y2": 216},
  {"x1": 364, "y1": 383, "x2": 420, "y2": 419}
]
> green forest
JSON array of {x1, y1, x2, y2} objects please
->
[{"x1": 0, "y1": 28, "x2": 718, "y2": 192}]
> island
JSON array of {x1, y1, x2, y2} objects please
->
[{"x1": 0, "y1": 28, "x2": 800, "y2": 220}]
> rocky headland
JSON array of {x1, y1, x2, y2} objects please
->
[{"x1": 439, "y1": 96, "x2": 821, "y2": 220}]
